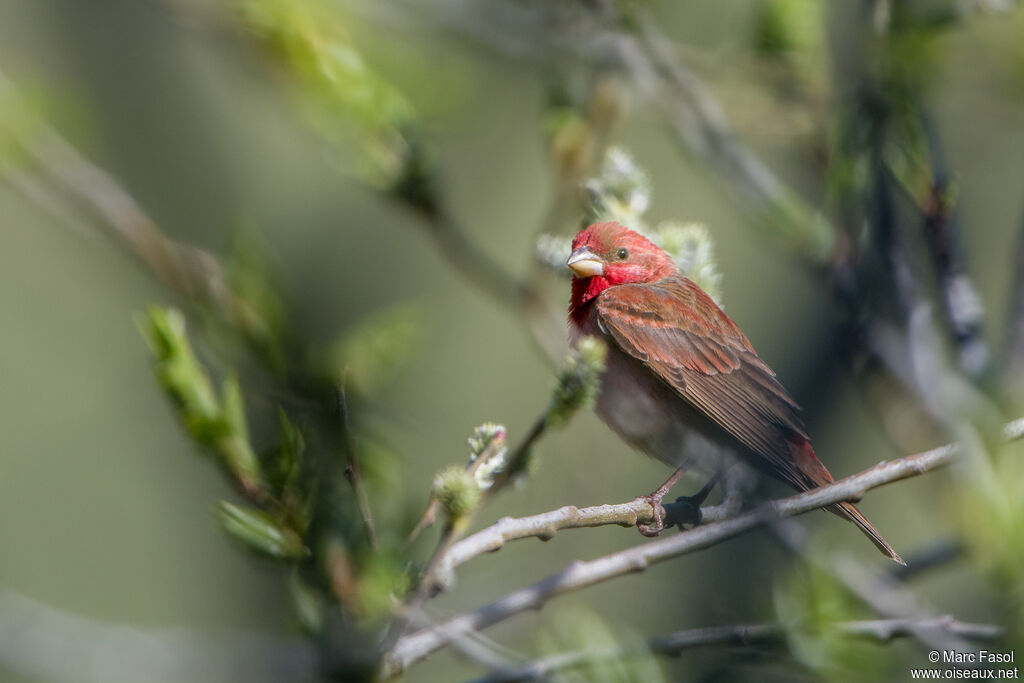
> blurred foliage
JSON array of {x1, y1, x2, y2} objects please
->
[
  {"x1": 753, "y1": 0, "x2": 828, "y2": 92},
  {"x1": 539, "y1": 606, "x2": 665, "y2": 683},
  {"x1": 219, "y1": 501, "x2": 306, "y2": 559},
  {"x1": 323, "y1": 303, "x2": 424, "y2": 397},
  {"x1": 236, "y1": 0, "x2": 416, "y2": 188},
  {"x1": 222, "y1": 231, "x2": 289, "y2": 368},
  {"x1": 137, "y1": 307, "x2": 262, "y2": 495},
  {"x1": 953, "y1": 438, "x2": 1024, "y2": 640},
  {"x1": 0, "y1": 78, "x2": 45, "y2": 172},
  {"x1": 774, "y1": 565, "x2": 885, "y2": 682}
]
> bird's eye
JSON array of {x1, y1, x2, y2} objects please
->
[{"x1": 617, "y1": 248, "x2": 629, "y2": 260}]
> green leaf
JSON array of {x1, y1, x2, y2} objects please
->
[{"x1": 218, "y1": 501, "x2": 305, "y2": 560}]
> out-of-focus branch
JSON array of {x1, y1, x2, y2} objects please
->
[
  {"x1": 653, "y1": 616, "x2": 1000, "y2": 649},
  {"x1": 916, "y1": 113, "x2": 989, "y2": 377},
  {"x1": 28, "y1": 130, "x2": 239, "y2": 312},
  {"x1": 380, "y1": 416, "x2": 1024, "y2": 678},
  {"x1": 628, "y1": 16, "x2": 836, "y2": 266},
  {"x1": 889, "y1": 538, "x2": 965, "y2": 582},
  {"x1": 0, "y1": 75, "x2": 265, "y2": 341},
  {"x1": 468, "y1": 616, "x2": 1001, "y2": 683}
]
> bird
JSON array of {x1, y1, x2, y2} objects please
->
[{"x1": 566, "y1": 221, "x2": 903, "y2": 564}]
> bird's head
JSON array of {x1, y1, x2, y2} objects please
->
[{"x1": 567, "y1": 222, "x2": 677, "y2": 311}]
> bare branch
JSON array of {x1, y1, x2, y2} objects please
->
[
  {"x1": 469, "y1": 616, "x2": 1001, "y2": 683},
  {"x1": 437, "y1": 495, "x2": 735, "y2": 587},
  {"x1": 380, "y1": 416, "x2": 1024, "y2": 678}
]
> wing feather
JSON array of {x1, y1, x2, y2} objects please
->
[{"x1": 595, "y1": 277, "x2": 810, "y2": 489}]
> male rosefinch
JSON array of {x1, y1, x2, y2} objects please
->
[{"x1": 567, "y1": 221, "x2": 903, "y2": 564}]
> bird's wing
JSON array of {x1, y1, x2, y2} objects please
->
[{"x1": 594, "y1": 276, "x2": 814, "y2": 490}]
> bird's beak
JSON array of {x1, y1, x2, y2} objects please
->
[{"x1": 567, "y1": 247, "x2": 605, "y2": 278}]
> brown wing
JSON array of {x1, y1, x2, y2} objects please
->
[{"x1": 594, "y1": 276, "x2": 812, "y2": 490}]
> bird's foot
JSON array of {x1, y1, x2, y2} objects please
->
[
  {"x1": 637, "y1": 494, "x2": 667, "y2": 537},
  {"x1": 670, "y1": 495, "x2": 703, "y2": 527},
  {"x1": 669, "y1": 472, "x2": 720, "y2": 529},
  {"x1": 636, "y1": 467, "x2": 685, "y2": 537}
]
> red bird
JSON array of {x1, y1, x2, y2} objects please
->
[{"x1": 567, "y1": 222, "x2": 903, "y2": 564}]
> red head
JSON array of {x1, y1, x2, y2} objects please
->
[{"x1": 568, "y1": 222, "x2": 677, "y2": 318}]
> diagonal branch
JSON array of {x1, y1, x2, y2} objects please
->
[
  {"x1": 436, "y1": 494, "x2": 737, "y2": 587},
  {"x1": 379, "y1": 416, "x2": 1024, "y2": 678}
]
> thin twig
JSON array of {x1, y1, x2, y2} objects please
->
[
  {"x1": 380, "y1": 416, "x2": 1024, "y2": 678},
  {"x1": 405, "y1": 413, "x2": 549, "y2": 610},
  {"x1": 394, "y1": 410, "x2": 559, "y2": 652},
  {"x1": 468, "y1": 616, "x2": 1001, "y2": 683},
  {"x1": 408, "y1": 428, "x2": 509, "y2": 543},
  {"x1": 337, "y1": 384, "x2": 377, "y2": 550}
]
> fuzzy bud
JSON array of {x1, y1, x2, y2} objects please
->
[
  {"x1": 467, "y1": 422, "x2": 508, "y2": 490},
  {"x1": 584, "y1": 146, "x2": 651, "y2": 227},
  {"x1": 467, "y1": 422, "x2": 506, "y2": 459},
  {"x1": 653, "y1": 221, "x2": 723, "y2": 305},
  {"x1": 548, "y1": 336, "x2": 607, "y2": 428},
  {"x1": 535, "y1": 233, "x2": 574, "y2": 275},
  {"x1": 432, "y1": 465, "x2": 482, "y2": 521}
]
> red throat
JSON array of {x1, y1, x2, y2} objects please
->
[{"x1": 570, "y1": 275, "x2": 611, "y2": 324}]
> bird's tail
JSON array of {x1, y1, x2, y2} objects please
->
[
  {"x1": 827, "y1": 501, "x2": 905, "y2": 566},
  {"x1": 787, "y1": 434, "x2": 905, "y2": 566}
]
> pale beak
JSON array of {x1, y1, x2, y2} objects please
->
[{"x1": 567, "y1": 247, "x2": 605, "y2": 278}]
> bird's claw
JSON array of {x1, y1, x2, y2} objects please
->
[{"x1": 637, "y1": 495, "x2": 666, "y2": 537}]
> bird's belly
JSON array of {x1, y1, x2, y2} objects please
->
[{"x1": 591, "y1": 342, "x2": 729, "y2": 474}]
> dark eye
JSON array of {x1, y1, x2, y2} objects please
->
[{"x1": 617, "y1": 248, "x2": 629, "y2": 260}]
